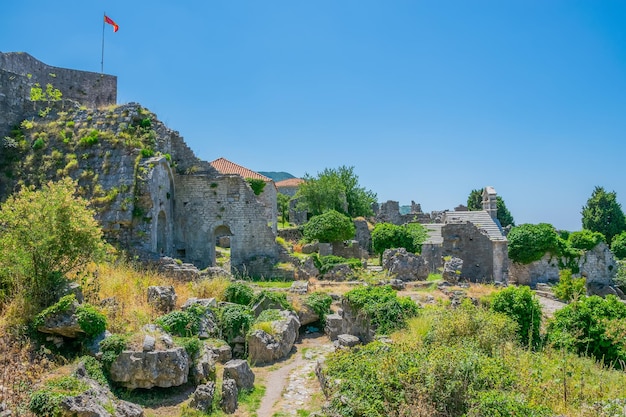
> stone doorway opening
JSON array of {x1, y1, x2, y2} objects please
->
[
  {"x1": 156, "y1": 210, "x2": 167, "y2": 255},
  {"x1": 213, "y1": 224, "x2": 233, "y2": 269}
]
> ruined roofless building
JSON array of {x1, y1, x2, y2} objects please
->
[
  {"x1": 421, "y1": 186, "x2": 509, "y2": 283},
  {"x1": 0, "y1": 52, "x2": 279, "y2": 276}
]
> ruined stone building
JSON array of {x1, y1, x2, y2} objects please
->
[
  {"x1": 0, "y1": 52, "x2": 279, "y2": 276},
  {"x1": 421, "y1": 187, "x2": 509, "y2": 283},
  {"x1": 275, "y1": 177, "x2": 304, "y2": 197}
]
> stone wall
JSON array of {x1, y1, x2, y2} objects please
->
[
  {"x1": 174, "y1": 174, "x2": 279, "y2": 274},
  {"x1": 441, "y1": 222, "x2": 507, "y2": 282},
  {"x1": 510, "y1": 243, "x2": 617, "y2": 288},
  {"x1": 0, "y1": 52, "x2": 117, "y2": 109}
]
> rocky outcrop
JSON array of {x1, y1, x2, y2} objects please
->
[
  {"x1": 324, "y1": 298, "x2": 374, "y2": 342},
  {"x1": 36, "y1": 299, "x2": 83, "y2": 339},
  {"x1": 220, "y1": 378, "x2": 238, "y2": 414},
  {"x1": 109, "y1": 347, "x2": 189, "y2": 389},
  {"x1": 323, "y1": 264, "x2": 355, "y2": 281},
  {"x1": 223, "y1": 359, "x2": 255, "y2": 390},
  {"x1": 335, "y1": 334, "x2": 360, "y2": 348},
  {"x1": 156, "y1": 257, "x2": 201, "y2": 281},
  {"x1": 247, "y1": 311, "x2": 300, "y2": 364},
  {"x1": 297, "y1": 304, "x2": 320, "y2": 326},
  {"x1": 146, "y1": 286, "x2": 177, "y2": 314},
  {"x1": 190, "y1": 382, "x2": 216, "y2": 413},
  {"x1": 382, "y1": 248, "x2": 429, "y2": 281},
  {"x1": 189, "y1": 344, "x2": 217, "y2": 385},
  {"x1": 442, "y1": 257, "x2": 463, "y2": 283},
  {"x1": 182, "y1": 299, "x2": 219, "y2": 339},
  {"x1": 59, "y1": 362, "x2": 143, "y2": 417}
]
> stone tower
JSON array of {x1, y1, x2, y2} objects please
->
[{"x1": 482, "y1": 186, "x2": 498, "y2": 220}]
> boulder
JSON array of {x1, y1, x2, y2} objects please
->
[
  {"x1": 109, "y1": 347, "x2": 189, "y2": 390},
  {"x1": 59, "y1": 362, "x2": 144, "y2": 417},
  {"x1": 297, "y1": 304, "x2": 320, "y2": 326},
  {"x1": 220, "y1": 378, "x2": 238, "y2": 414},
  {"x1": 290, "y1": 281, "x2": 309, "y2": 295},
  {"x1": 382, "y1": 248, "x2": 429, "y2": 281},
  {"x1": 247, "y1": 311, "x2": 300, "y2": 364},
  {"x1": 336, "y1": 334, "x2": 360, "y2": 348},
  {"x1": 201, "y1": 266, "x2": 231, "y2": 277},
  {"x1": 36, "y1": 299, "x2": 83, "y2": 338},
  {"x1": 296, "y1": 257, "x2": 319, "y2": 280},
  {"x1": 251, "y1": 293, "x2": 286, "y2": 318},
  {"x1": 323, "y1": 313, "x2": 343, "y2": 341},
  {"x1": 301, "y1": 243, "x2": 319, "y2": 254},
  {"x1": 147, "y1": 286, "x2": 176, "y2": 314},
  {"x1": 190, "y1": 344, "x2": 217, "y2": 385},
  {"x1": 190, "y1": 382, "x2": 216, "y2": 413},
  {"x1": 442, "y1": 257, "x2": 464, "y2": 283},
  {"x1": 206, "y1": 342, "x2": 232, "y2": 363},
  {"x1": 323, "y1": 264, "x2": 354, "y2": 281},
  {"x1": 182, "y1": 300, "x2": 218, "y2": 339},
  {"x1": 223, "y1": 359, "x2": 255, "y2": 391}
]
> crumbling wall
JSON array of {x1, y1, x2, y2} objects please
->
[
  {"x1": 0, "y1": 52, "x2": 117, "y2": 108},
  {"x1": 174, "y1": 174, "x2": 279, "y2": 274},
  {"x1": 441, "y1": 222, "x2": 502, "y2": 283}
]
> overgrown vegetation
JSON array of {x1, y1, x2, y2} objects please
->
[
  {"x1": 312, "y1": 254, "x2": 363, "y2": 275},
  {"x1": 490, "y1": 285, "x2": 542, "y2": 349},
  {"x1": 553, "y1": 269, "x2": 586, "y2": 302},
  {"x1": 343, "y1": 285, "x2": 419, "y2": 334},
  {"x1": 0, "y1": 178, "x2": 106, "y2": 322},
  {"x1": 371, "y1": 222, "x2": 427, "y2": 261},
  {"x1": 245, "y1": 178, "x2": 266, "y2": 196},
  {"x1": 302, "y1": 210, "x2": 355, "y2": 242},
  {"x1": 321, "y1": 301, "x2": 626, "y2": 417}
]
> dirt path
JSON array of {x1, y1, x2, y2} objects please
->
[{"x1": 255, "y1": 333, "x2": 334, "y2": 417}]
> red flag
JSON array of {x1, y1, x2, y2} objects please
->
[{"x1": 104, "y1": 15, "x2": 119, "y2": 32}]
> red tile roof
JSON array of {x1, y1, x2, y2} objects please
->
[
  {"x1": 275, "y1": 178, "x2": 305, "y2": 187},
  {"x1": 209, "y1": 157, "x2": 272, "y2": 182}
]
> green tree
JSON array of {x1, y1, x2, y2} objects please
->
[
  {"x1": 0, "y1": 178, "x2": 106, "y2": 316},
  {"x1": 611, "y1": 231, "x2": 626, "y2": 259},
  {"x1": 507, "y1": 223, "x2": 559, "y2": 264},
  {"x1": 467, "y1": 189, "x2": 515, "y2": 227},
  {"x1": 303, "y1": 210, "x2": 355, "y2": 242},
  {"x1": 568, "y1": 229, "x2": 605, "y2": 251},
  {"x1": 371, "y1": 222, "x2": 427, "y2": 262},
  {"x1": 467, "y1": 189, "x2": 482, "y2": 211},
  {"x1": 277, "y1": 193, "x2": 290, "y2": 226},
  {"x1": 582, "y1": 186, "x2": 626, "y2": 245},
  {"x1": 296, "y1": 166, "x2": 376, "y2": 218},
  {"x1": 491, "y1": 286, "x2": 542, "y2": 349}
]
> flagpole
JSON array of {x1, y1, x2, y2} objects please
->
[{"x1": 101, "y1": 12, "x2": 106, "y2": 74}]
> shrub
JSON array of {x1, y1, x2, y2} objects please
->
[
  {"x1": 29, "y1": 375, "x2": 88, "y2": 417},
  {"x1": 76, "y1": 303, "x2": 107, "y2": 339},
  {"x1": 466, "y1": 391, "x2": 551, "y2": 417},
  {"x1": 568, "y1": 229, "x2": 605, "y2": 251},
  {"x1": 344, "y1": 285, "x2": 419, "y2": 334},
  {"x1": 32, "y1": 138, "x2": 45, "y2": 150},
  {"x1": 304, "y1": 292, "x2": 333, "y2": 324},
  {"x1": 79, "y1": 355, "x2": 108, "y2": 386},
  {"x1": 224, "y1": 282, "x2": 254, "y2": 305},
  {"x1": 611, "y1": 231, "x2": 626, "y2": 259},
  {"x1": 507, "y1": 223, "x2": 559, "y2": 264},
  {"x1": 174, "y1": 336, "x2": 203, "y2": 358},
  {"x1": 0, "y1": 178, "x2": 106, "y2": 317},
  {"x1": 155, "y1": 305, "x2": 208, "y2": 337},
  {"x1": 99, "y1": 334, "x2": 128, "y2": 368},
  {"x1": 312, "y1": 254, "x2": 363, "y2": 275},
  {"x1": 547, "y1": 295, "x2": 626, "y2": 367},
  {"x1": 250, "y1": 290, "x2": 292, "y2": 311},
  {"x1": 245, "y1": 178, "x2": 266, "y2": 195},
  {"x1": 371, "y1": 222, "x2": 427, "y2": 261},
  {"x1": 140, "y1": 147, "x2": 154, "y2": 158},
  {"x1": 302, "y1": 210, "x2": 355, "y2": 243},
  {"x1": 552, "y1": 269, "x2": 586, "y2": 302},
  {"x1": 490, "y1": 286, "x2": 542, "y2": 349},
  {"x1": 217, "y1": 304, "x2": 254, "y2": 343},
  {"x1": 79, "y1": 129, "x2": 99, "y2": 146}
]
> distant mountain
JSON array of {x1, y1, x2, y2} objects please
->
[{"x1": 258, "y1": 171, "x2": 296, "y2": 182}]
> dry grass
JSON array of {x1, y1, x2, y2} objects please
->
[
  {"x1": 83, "y1": 262, "x2": 230, "y2": 334},
  {"x1": 0, "y1": 331, "x2": 60, "y2": 415}
]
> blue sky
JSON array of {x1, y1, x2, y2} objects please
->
[{"x1": 2, "y1": 1, "x2": 626, "y2": 231}]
